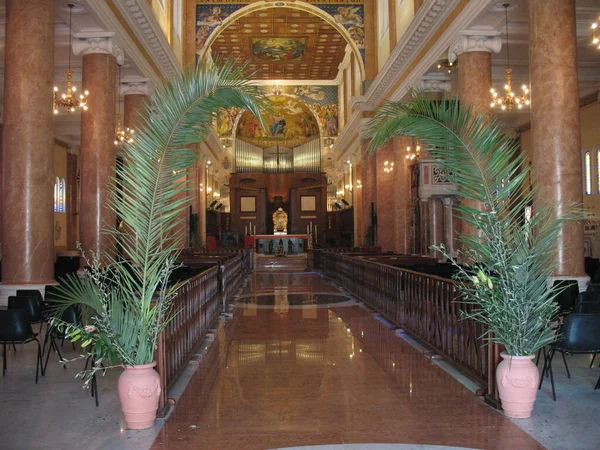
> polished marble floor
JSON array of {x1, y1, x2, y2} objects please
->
[
  {"x1": 152, "y1": 273, "x2": 543, "y2": 450},
  {"x1": 2, "y1": 270, "x2": 600, "y2": 449}
]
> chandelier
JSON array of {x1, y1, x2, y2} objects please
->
[
  {"x1": 406, "y1": 143, "x2": 421, "y2": 161},
  {"x1": 490, "y1": 4, "x2": 530, "y2": 111},
  {"x1": 437, "y1": 59, "x2": 457, "y2": 74},
  {"x1": 114, "y1": 65, "x2": 134, "y2": 146},
  {"x1": 383, "y1": 160, "x2": 394, "y2": 172},
  {"x1": 53, "y1": 4, "x2": 89, "y2": 114},
  {"x1": 592, "y1": 18, "x2": 600, "y2": 49}
]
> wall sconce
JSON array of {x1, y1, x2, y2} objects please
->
[
  {"x1": 356, "y1": 179, "x2": 362, "y2": 189},
  {"x1": 345, "y1": 183, "x2": 353, "y2": 192},
  {"x1": 383, "y1": 161, "x2": 394, "y2": 172},
  {"x1": 199, "y1": 182, "x2": 204, "y2": 192}
]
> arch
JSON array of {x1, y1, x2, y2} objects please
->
[{"x1": 198, "y1": 1, "x2": 366, "y2": 81}]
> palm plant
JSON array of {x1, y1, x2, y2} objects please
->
[
  {"x1": 365, "y1": 95, "x2": 585, "y2": 356},
  {"x1": 49, "y1": 61, "x2": 266, "y2": 382}
]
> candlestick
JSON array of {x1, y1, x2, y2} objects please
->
[
  {"x1": 245, "y1": 225, "x2": 247, "y2": 236},
  {"x1": 315, "y1": 225, "x2": 318, "y2": 243},
  {"x1": 254, "y1": 225, "x2": 256, "y2": 235}
]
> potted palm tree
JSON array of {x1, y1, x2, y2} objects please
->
[
  {"x1": 48, "y1": 61, "x2": 265, "y2": 429},
  {"x1": 365, "y1": 95, "x2": 584, "y2": 418}
]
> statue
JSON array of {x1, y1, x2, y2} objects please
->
[{"x1": 272, "y1": 207, "x2": 288, "y2": 234}]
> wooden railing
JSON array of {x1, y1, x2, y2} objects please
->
[
  {"x1": 155, "y1": 250, "x2": 252, "y2": 412},
  {"x1": 317, "y1": 250, "x2": 497, "y2": 403}
]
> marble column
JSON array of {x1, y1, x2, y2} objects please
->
[
  {"x1": 393, "y1": 136, "x2": 413, "y2": 255},
  {"x1": 376, "y1": 141, "x2": 396, "y2": 252},
  {"x1": 66, "y1": 148, "x2": 79, "y2": 250},
  {"x1": 429, "y1": 198, "x2": 445, "y2": 260},
  {"x1": 122, "y1": 78, "x2": 149, "y2": 131},
  {"x1": 74, "y1": 35, "x2": 123, "y2": 265},
  {"x1": 353, "y1": 162, "x2": 364, "y2": 247},
  {"x1": 449, "y1": 31, "x2": 501, "y2": 242},
  {"x1": 529, "y1": 0, "x2": 587, "y2": 288},
  {"x1": 363, "y1": 141, "x2": 377, "y2": 247},
  {"x1": 442, "y1": 197, "x2": 457, "y2": 260},
  {"x1": 1, "y1": 0, "x2": 55, "y2": 304}
]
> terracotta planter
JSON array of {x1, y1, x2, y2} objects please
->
[
  {"x1": 496, "y1": 352, "x2": 539, "y2": 419},
  {"x1": 117, "y1": 361, "x2": 161, "y2": 430}
]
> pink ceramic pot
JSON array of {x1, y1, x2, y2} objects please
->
[
  {"x1": 496, "y1": 352, "x2": 539, "y2": 419},
  {"x1": 117, "y1": 361, "x2": 161, "y2": 430}
]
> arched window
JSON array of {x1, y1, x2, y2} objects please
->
[
  {"x1": 54, "y1": 177, "x2": 66, "y2": 212},
  {"x1": 596, "y1": 148, "x2": 600, "y2": 194},
  {"x1": 584, "y1": 152, "x2": 591, "y2": 195}
]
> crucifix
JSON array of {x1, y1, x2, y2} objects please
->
[{"x1": 269, "y1": 145, "x2": 285, "y2": 173}]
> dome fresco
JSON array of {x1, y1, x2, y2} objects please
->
[{"x1": 236, "y1": 95, "x2": 320, "y2": 149}]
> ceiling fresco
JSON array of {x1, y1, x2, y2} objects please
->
[
  {"x1": 195, "y1": 2, "x2": 365, "y2": 80},
  {"x1": 235, "y1": 95, "x2": 321, "y2": 148},
  {"x1": 217, "y1": 85, "x2": 338, "y2": 140}
]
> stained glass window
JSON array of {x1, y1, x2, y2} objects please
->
[
  {"x1": 54, "y1": 177, "x2": 66, "y2": 212},
  {"x1": 585, "y1": 152, "x2": 591, "y2": 195}
]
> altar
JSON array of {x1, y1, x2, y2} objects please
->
[{"x1": 255, "y1": 234, "x2": 310, "y2": 255}]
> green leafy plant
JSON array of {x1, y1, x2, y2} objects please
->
[
  {"x1": 365, "y1": 95, "x2": 586, "y2": 356},
  {"x1": 48, "y1": 62, "x2": 266, "y2": 383}
]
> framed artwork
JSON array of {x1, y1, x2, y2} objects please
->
[
  {"x1": 240, "y1": 196, "x2": 256, "y2": 212},
  {"x1": 301, "y1": 195, "x2": 316, "y2": 212}
]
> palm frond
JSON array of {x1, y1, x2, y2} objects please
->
[
  {"x1": 50, "y1": 61, "x2": 267, "y2": 368},
  {"x1": 365, "y1": 93, "x2": 587, "y2": 355}
]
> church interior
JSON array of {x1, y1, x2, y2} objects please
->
[{"x1": 1, "y1": 1, "x2": 600, "y2": 449}]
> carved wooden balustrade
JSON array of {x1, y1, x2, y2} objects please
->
[
  {"x1": 317, "y1": 250, "x2": 499, "y2": 405},
  {"x1": 155, "y1": 250, "x2": 252, "y2": 412}
]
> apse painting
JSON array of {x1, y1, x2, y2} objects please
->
[
  {"x1": 252, "y1": 38, "x2": 306, "y2": 62},
  {"x1": 217, "y1": 107, "x2": 242, "y2": 137},
  {"x1": 236, "y1": 96, "x2": 320, "y2": 148}
]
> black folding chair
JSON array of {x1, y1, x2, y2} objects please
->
[
  {"x1": 0, "y1": 310, "x2": 45, "y2": 383},
  {"x1": 538, "y1": 313, "x2": 600, "y2": 400}
]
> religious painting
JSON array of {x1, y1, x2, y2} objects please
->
[
  {"x1": 252, "y1": 38, "x2": 306, "y2": 62},
  {"x1": 301, "y1": 196, "x2": 317, "y2": 212},
  {"x1": 240, "y1": 196, "x2": 256, "y2": 213},
  {"x1": 310, "y1": 104, "x2": 338, "y2": 137},
  {"x1": 197, "y1": 6, "x2": 228, "y2": 27},
  {"x1": 236, "y1": 95, "x2": 320, "y2": 148},
  {"x1": 294, "y1": 86, "x2": 325, "y2": 101},
  {"x1": 217, "y1": 107, "x2": 241, "y2": 137}
]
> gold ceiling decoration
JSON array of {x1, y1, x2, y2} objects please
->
[{"x1": 210, "y1": 7, "x2": 347, "y2": 80}]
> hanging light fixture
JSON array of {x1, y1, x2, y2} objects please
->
[
  {"x1": 383, "y1": 160, "x2": 394, "y2": 172},
  {"x1": 437, "y1": 59, "x2": 457, "y2": 74},
  {"x1": 406, "y1": 143, "x2": 421, "y2": 161},
  {"x1": 114, "y1": 65, "x2": 134, "y2": 146},
  {"x1": 490, "y1": 3, "x2": 530, "y2": 111},
  {"x1": 592, "y1": 17, "x2": 600, "y2": 49},
  {"x1": 53, "y1": 4, "x2": 89, "y2": 114}
]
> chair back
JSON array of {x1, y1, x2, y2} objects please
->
[
  {"x1": 0, "y1": 310, "x2": 35, "y2": 342},
  {"x1": 44, "y1": 285, "x2": 61, "y2": 302},
  {"x1": 560, "y1": 313, "x2": 600, "y2": 351},
  {"x1": 8, "y1": 295, "x2": 43, "y2": 323},
  {"x1": 575, "y1": 301, "x2": 600, "y2": 314},
  {"x1": 61, "y1": 306, "x2": 80, "y2": 326},
  {"x1": 552, "y1": 280, "x2": 580, "y2": 313},
  {"x1": 16, "y1": 289, "x2": 43, "y2": 306}
]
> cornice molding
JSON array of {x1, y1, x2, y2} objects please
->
[
  {"x1": 82, "y1": 0, "x2": 163, "y2": 86},
  {"x1": 363, "y1": 0, "x2": 461, "y2": 108},
  {"x1": 111, "y1": 0, "x2": 181, "y2": 79},
  {"x1": 332, "y1": 0, "x2": 492, "y2": 154}
]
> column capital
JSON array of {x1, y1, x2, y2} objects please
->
[
  {"x1": 120, "y1": 76, "x2": 151, "y2": 96},
  {"x1": 72, "y1": 32, "x2": 125, "y2": 66},
  {"x1": 419, "y1": 73, "x2": 452, "y2": 93},
  {"x1": 448, "y1": 28, "x2": 502, "y2": 63}
]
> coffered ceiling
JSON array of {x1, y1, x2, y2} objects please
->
[{"x1": 209, "y1": 7, "x2": 348, "y2": 81}]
